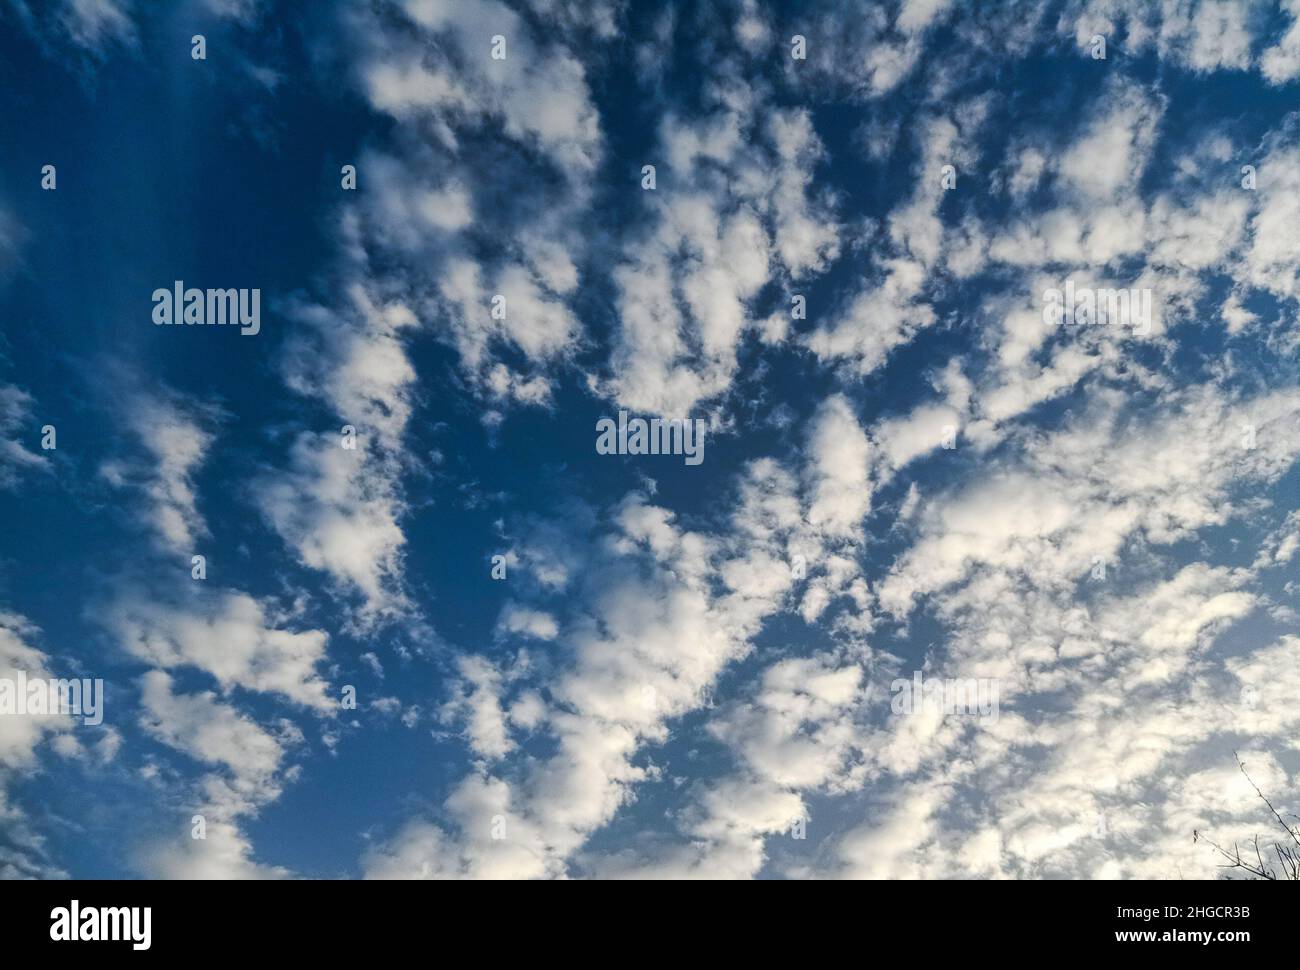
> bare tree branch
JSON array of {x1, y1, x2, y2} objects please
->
[{"x1": 1193, "y1": 754, "x2": 1298, "y2": 880}]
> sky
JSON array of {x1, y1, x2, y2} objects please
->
[{"x1": 0, "y1": 0, "x2": 1299, "y2": 880}]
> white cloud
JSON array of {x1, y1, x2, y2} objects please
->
[
  {"x1": 606, "y1": 98, "x2": 840, "y2": 415},
  {"x1": 60, "y1": 0, "x2": 134, "y2": 51},
  {"x1": 0, "y1": 384, "x2": 48, "y2": 489},
  {"x1": 364, "y1": 458, "x2": 815, "y2": 877},
  {"x1": 364, "y1": 0, "x2": 602, "y2": 175},
  {"x1": 881, "y1": 384, "x2": 1300, "y2": 617},
  {"x1": 138, "y1": 670, "x2": 284, "y2": 783},
  {"x1": 0, "y1": 612, "x2": 75, "y2": 878},
  {"x1": 497, "y1": 603, "x2": 559, "y2": 640},
  {"x1": 0, "y1": 612, "x2": 72, "y2": 771},
  {"x1": 106, "y1": 590, "x2": 332, "y2": 711},
  {"x1": 100, "y1": 392, "x2": 214, "y2": 552},
  {"x1": 804, "y1": 394, "x2": 872, "y2": 538},
  {"x1": 131, "y1": 671, "x2": 301, "y2": 879},
  {"x1": 441, "y1": 656, "x2": 514, "y2": 760},
  {"x1": 1243, "y1": 140, "x2": 1300, "y2": 300},
  {"x1": 260, "y1": 288, "x2": 418, "y2": 621},
  {"x1": 1262, "y1": 0, "x2": 1300, "y2": 83}
]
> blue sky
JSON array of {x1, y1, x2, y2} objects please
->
[{"x1": 1, "y1": 0, "x2": 1300, "y2": 880}]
